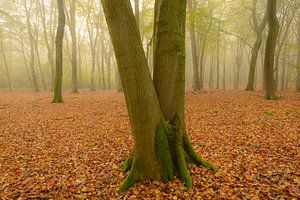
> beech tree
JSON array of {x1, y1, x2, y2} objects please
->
[
  {"x1": 52, "y1": 0, "x2": 65, "y2": 103},
  {"x1": 263, "y1": 0, "x2": 279, "y2": 99},
  {"x1": 245, "y1": 0, "x2": 267, "y2": 91},
  {"x1": 101, "y1": 0, "x2": 216, "y2": 191}
]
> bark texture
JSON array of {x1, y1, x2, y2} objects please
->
[
  {"x1": 263, "y1": 0, "x2": 279, "y2": 99},
  {"x1": 101, "y1": 0, "x2": 216, "y2": 192},
  {"x1": 52, "y1": 0, "x2": 65, "y2": 103},
  {"x1": 246, "y1": 0, "x2": 267, "y2": 91}
]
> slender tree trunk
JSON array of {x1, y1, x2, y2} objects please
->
[
  {"x1": 216, "y1": 33, "x2": 220, "y2": 89},
  {"x1": 188, "y1": 0, "x2": 200, "y2": 91},
  {"x1": 199, "y1": 36, "x2": 206, "y2": 89},
  {"x1": 24, "y1": 0, "x2": 39, "y2": 92},
  {"x1": 246, "y1": 0, "x2": 267, "y2": 91},
  {"x1": 101, "y1": 37, "x2": 106, "y2": 90},
  {"x1": 296, "y1": 14, "x2": 300, "y2": 92},
  {"x1": 263, "y1": 0, "x2": 279, "y2": 99},
  {"x1": 38, "y1": 0, "x2": 55, "y2": 89},
  {"x1": 70, "y1": 0, "x2": 79, "y2": 93},
  {"x1": 106, "y1": 53, "x2": 111, "y2": 89},
  {"x1": 34, "y1": 29, "x2": 47, "y2": 90},
  {"x1": 78, "y1": 42, "x2": 82, "y2": 87},
  {"x1": 223, "y1": 41, "x2": 226, "y2": 90},
  {"x1": 52, "y1": 0, "x2": 65, "y2": 103},
  {"x1": 0, "y1": 27, "x2": 12, "y2": 90},
  {"x1": 280, "y1": 45, "x2": 286, "y2": 91}
]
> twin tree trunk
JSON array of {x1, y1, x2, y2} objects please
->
[
  {"x1": 52, "y1": 0, "x2": 65, "y2": 103},
  {"x1": 101, "y1": 0, "x2": 216, "y2": 192},
  {"x1": 263, "y1": 0, "x2": 279, "y2": 99}
]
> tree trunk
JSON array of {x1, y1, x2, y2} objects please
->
[
  {"x1": 24, "y1": 0, "x2": 39, "y2": 92},
  {"x1": 0, "y1": 27, "x2": 12, "y2": 90},
  {"x1": 280, "y1": 45, "x2": 286, "y2": 91},
  {"x1": 188, "y1": 0, "x2": 200, "y2": 91},
  {"x1": 101, "y1": 36, "x2": 106, "y2": 90},
  {"x1": 263, "y1": 0, "x2": 279, "y2": 99},
  {"x1": 52, "y1": 0, "x2": 65, "y2": 103},
  {"x1": 216, "y1": 33, "x2": 220, "y2": 89},
  {"x1": 101, "y1": 0, "x2": 215, "y2": 192},
  {"x1": 69, "y1": 0, "x2": 79, "y2": 93},
  {"x1": 296, "y1": 14, "x2": 300, "y2": 92},
  {"x1": 246, "y1": 0, "x2": 267, "y2": 91},
  {"x1": 223, "y1": 40, "x2": 226, "y2": 90},
  {"x1": 34, "y1": 27, "x2": 47, "y2": 90}
]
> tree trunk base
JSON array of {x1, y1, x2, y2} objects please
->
[{"x1": 119, "y1": 114, "x2": 217, "y2": 192}]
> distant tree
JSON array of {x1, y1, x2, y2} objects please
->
[
  {"x1": 297, "y1": 13, "x2": 300, "y2": 92},
  {"x1": 24, "y1": 0, "x2": 40, "y2": 92},
  {"x1": 0, "y1": 26, "x2": 12, "y2": 90},
  {"x1": 263, "y1": 0, "x2": 279, "y2": 99},
  {"x1": 245, "y1": 0, "x2": 267, "y2": 91},
  {"x1": 52, "y1": 0, "x2": 65, "y2": 103},
  {"x1": 101, "y1": 0, "x2": 216, "y2": 192},
  {"x1": 188, "y1": 0, "x2": 200, "y2": 91}
]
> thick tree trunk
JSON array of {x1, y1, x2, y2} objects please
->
[
  {"x1": 153, "y1": 0, "x2": 216, "y2": 187},
  {"x1": 188, "y1": 0, "x2": 200, "y2": 91},
  {"x1": 263, "y1": 0, "x2": 279, "y2": 99},
  {"x1": 52, "y1": 0, "x2": 65, "y2": 103},
  {"x1": 102, "y1": 0, "x2": 163, "y2": 189},
  {"x1": 102, "y1": 0, "x2": 215, "y2": 192}
]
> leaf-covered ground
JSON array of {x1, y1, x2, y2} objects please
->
[{"x1": 0, "y1": 90, "x2": 299, "y2": 199}]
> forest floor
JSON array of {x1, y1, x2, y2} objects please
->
[{"x1": 0, "y1": 90, "x2": 299, "y2": 199}]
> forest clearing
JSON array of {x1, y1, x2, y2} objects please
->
[
  {"x1": 0, "y1": 90, "x2": 299, "y2": 199},
  {"x1": 1, "y1": 0, "x2": 300, "y2": 199}
]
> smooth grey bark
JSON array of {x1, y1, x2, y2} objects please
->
[{"x1": 263, "y1": 0, "x2": 279, "y2": 99}]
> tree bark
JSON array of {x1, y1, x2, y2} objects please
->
[
  {"x1": 52, "y1": 0, "x2": 65, "y2": 103},
  {"x1": 263, "y1": 0, "x2": 279, "y2": 99},
  {"x1": 101, "y1": 0, "x2": 216, "y2": 192},
  {"x1": 69, "y1": 0, "x2": 79, "y2": 93},
  {"x1": 246, "y1": 0, "x2": 267, "y2": 91}
]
